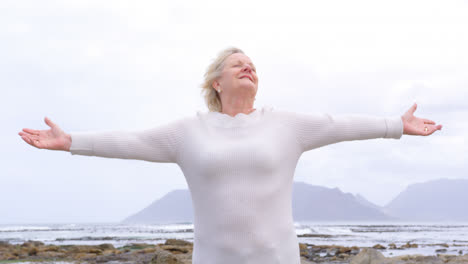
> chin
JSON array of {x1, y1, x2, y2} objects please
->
[{"x1": 239, "y1": 83, "x2": 256, "y2": 90}]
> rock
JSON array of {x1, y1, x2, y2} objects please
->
[
  {"x1": 41, "y1": 245, "x2": 61, "y2": 252},
  {"x1": 447, "y1": 254, "x2": 468, "y2": 263},
  {"x1": 350, "y1": 248, "x2": 386, "y2": 264},
  {"x1": 394, "y1": 254, "x2": 444, "y2": 264},
  {"x1": 0, "y1": 252, "x2": 18, "y2": 260},
  {"x1": 137, "y1": 247, "x2": 159, "y2": 254},
  {"x1": 372, "y1": 244, "x2": 386, "y2": 249},
  {"x1": 88, "y1": 248, "x2": 103, "y2": 254},
  {"x1": 428, "y1": 243, "x2": 450, "y2": 248},
  {"x1": 299, "y1": 243, "x2": 311, "y2": 259},
  {"x1": 121, "y1": 243, "x2": 154, "y2": 250},
  {"x1": 151, "y1": 248, "x2": 183, "y2": 264},
  {"x1": 160, "y1": 245, "x2": 192, "y2": 254},
  {"x1": 401, "y1": 242, "x2": 418, "y2": 248},
  {"x1": 300, "y1": 257, "x2": 317, "y2": 264},
  {"x1": 98, "y1": 243, "x2": 115, "y2": 250},
  {"x1": 326, "y1": 247, "x2": 339, "y2": 256},
  {"x1": 73, "y1": 252, "x2": 98, "y2": 260},
  {"x1": 165, "y1": 239, "x2": 193, "y2": 246},
  {"x1": 299, "y1": 243, "x2": 308, "y2": 249},
  {"x1": 436, "y1": 248, "x2": 447, "y2": 253},
  {"x1": 388, "y1": 243, "x2": 397, "y2": 249},
  {"x1": 21, "y1": 240, "x2": 44, "y2": 248},
  {"x1": 27, "y1": 247, "x2": 38, "y2": 256},
  {"x1": 438, "y1": 254, "x2": 457, "y2": 262},
  {"x1": 338, "y1": 246, "x2": 351, "y2": 254},
  {"x1": 0, "y1": 241, "x2": 10, "y2": 247},
  {"x1": 37, "y1": 251, "x2": 67, "y2": 259},
  {"x1": 302, "y1": 246, "x2": 319, "y2": 259}
]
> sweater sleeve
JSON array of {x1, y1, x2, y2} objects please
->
[
  {"x1": 281, "y1": 111, "x2": 403, "y2": 152},
  {"x1": 69, "y1": 119, "x2": 184, "y2": 163}
]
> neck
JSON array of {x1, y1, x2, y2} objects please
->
[{"x1": 220, "y1": 95, "x2": 256, "y2": 117}]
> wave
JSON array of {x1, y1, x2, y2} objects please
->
[
  {"x1": 55, "y1": 236, "x2": 166, "y2": 242},
  {"x1": 0, "y1": 226, "x2": 85, "y2": 233}
]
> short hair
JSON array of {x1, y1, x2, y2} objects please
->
[{"x1": 201, "y1": 47, "x2": 245, "y2": 112}]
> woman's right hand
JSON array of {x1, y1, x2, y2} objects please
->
[{"x1": 18, "y1": 117, "x2": 72, "y2": 151}]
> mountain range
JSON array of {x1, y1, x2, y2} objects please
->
[
  {"x1": 384, "y1": 178, "x2": 468, "y2": 221},
  {"x1": 123, "y1": 178, "x2": 468, "y2": 223}
]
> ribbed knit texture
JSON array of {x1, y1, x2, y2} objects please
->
[{"x1": 69, "y1": 106, "x2": 403, "y2": 264}]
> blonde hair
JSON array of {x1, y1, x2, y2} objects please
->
[{"x1": 201, "y1": 47, "x2": 245, "y2": 112}]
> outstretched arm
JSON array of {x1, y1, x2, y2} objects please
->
[
  {"x1": 401, "y1": 103, "x2": 442, "y2": 136},
  {"x1": 19, "y1": 117, "x2": 184, "y2": 163},
  {"x1": 278, "y1": 103, "x2": 442, "y2": 153},
  {"x1": 279, "y1": 111, "x2": 403, "y2": 152}
]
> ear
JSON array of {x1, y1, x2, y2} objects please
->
[{"x1": 212, "y1": 80, "x2": 219, "y2": 90}]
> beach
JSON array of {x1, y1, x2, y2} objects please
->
[
  {"x1": 2, "y1": 222, "x2": 468, "y2": 263},
  {"x1": 2, "y1": 239, "x2": 468, "y2": 264}
]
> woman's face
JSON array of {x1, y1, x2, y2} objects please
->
[{"x1": 214, "y1": 53, "x2": 258, "y2": 98}]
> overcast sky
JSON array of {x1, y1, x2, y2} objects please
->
[{"x1": 2, "y1": 0, "x2": 467, "y2": 224}]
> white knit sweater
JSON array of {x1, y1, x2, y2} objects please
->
[{"x1": 69, "y1": 106, "x2": 403, "y2": 264}]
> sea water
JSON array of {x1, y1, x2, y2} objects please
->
[
  {"x1": 1, "y1": 222, "x2": 468, "y2": 257},
  {"x1": 295, "y1": 221, "x2": 468, "y2": 256}
]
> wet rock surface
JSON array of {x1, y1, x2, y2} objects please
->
[
  {"x1": 0, "y1": 239, "x2": 192, "y2": 264},
  {"x1": 349, "y1": 248, "x2": 468, "y2": 264},
  {"x1": 1, "y1": 240, "x2": 468, "y2": 264}
]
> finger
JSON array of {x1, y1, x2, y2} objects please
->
[
  {"x1": 21, "y1": 135, "x2": 39, "y2": 148},
  {"x1": 22, "y1": 128, "x2": 40, "y2": 135},
  {"x1": 23, "y1": 134, "x2": 41, "y2": 143},
  {"x1": 425, "y1": 125, "x2": 443, "y2": 136},
  {"x1": 19, "y1": 132, "x2": 34, "y2": 139},
  {"x1": 423, "y1": 119, "x2": 436, "y2": 125},
  {"x1": 19, "y1": 131, "x2": 38, "y2": 137},
  {"x1": 44, "y1": 117, "x2": 56, "y2": 128},
  {"x1": 409, "y1": 103, "x2": 417, "y2": 114},
  {"x1": 22, "y1": 134, "x2": 37, "y2": 142},
  {"x1": 20, "y1": 135, "x2": 32, "y2": 145}
]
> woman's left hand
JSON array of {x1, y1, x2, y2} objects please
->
[{"x1": 401, "y1": 103, "x2": 443, "y2": 136}]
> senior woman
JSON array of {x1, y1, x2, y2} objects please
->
[{"x1": 19, "y1": 47, "x2": 442, "y2": 264}]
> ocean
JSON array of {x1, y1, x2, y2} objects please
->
[{"x1": 1, "y1": 222, "x2": 467, "y2": 258}]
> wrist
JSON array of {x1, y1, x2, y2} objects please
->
[
  {"x1": 401, "y1": 116, "x2": 407, "y2": 135},
  {"x1": 64, "y1": 134, "x2": 72, "y2": 151}
]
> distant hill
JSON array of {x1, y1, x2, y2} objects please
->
[
  {"x1": 384, "y1": 178, "x2": 468, "y2": 221},
  {"x1": 124, "y1": 189, "x2": 193, "y2": 224},
  {"x1": 123, "y1": 182, "x2": 393, "y2": 223},
  {"x1": 354, "y1": 193, "x2": 383, "y2": 211},
  {"x1": 292, "y1": 182, "x2": 392, "y2": 221}
]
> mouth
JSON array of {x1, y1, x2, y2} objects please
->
[{"x1": 240, "y1": 75, "x2": 253, "y2": 82}]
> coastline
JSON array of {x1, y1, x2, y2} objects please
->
[{"x1": 2, "y1": 239, "x2": 468, "y2": 264}]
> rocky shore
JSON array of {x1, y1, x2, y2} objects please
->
[{"x1": 1, "y1": 239, "x2": 468, "y2": 264}]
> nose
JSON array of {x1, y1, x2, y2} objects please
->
[{"x1": 242, "y1": 64, "x2": 252, "y2": 72}]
